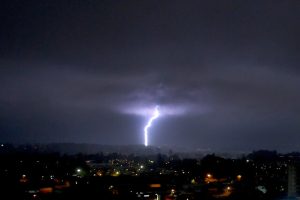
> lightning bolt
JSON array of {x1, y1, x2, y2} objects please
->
[{"x1": 144, "y1": 106, "x2": 160, "y2": 147}]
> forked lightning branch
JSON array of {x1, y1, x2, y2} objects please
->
[{"x1": 144, "y1": 106, "x2": 160, "y2": 147}]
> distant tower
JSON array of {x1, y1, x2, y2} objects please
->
[
  {"x1": 286, "y1": 163, "x2": 300, "y2": 200},
  {"x1": 288, "y1": 165, "x2": 297, "y2": 197}
]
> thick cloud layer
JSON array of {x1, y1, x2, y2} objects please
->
[{"x1": 0, "y1": 0, "x2": 299, "y2": 151}]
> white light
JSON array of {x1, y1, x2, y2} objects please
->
[
  {"x1": 155, "y1": 193, "x2": 159, "y2": 200},
  {"x1": 144, "y1": 105, "x2": 160, "y2": 146}
]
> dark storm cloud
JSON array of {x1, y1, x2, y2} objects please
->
[{"x1": 0, "y1": 0, "x2": 299, "y2": 151}]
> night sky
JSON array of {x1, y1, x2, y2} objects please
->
[{"x1": 0, "y1": 0, "x2": 300, "y2": 152}]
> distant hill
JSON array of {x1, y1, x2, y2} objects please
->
[
  {"x1": 0, "y1": 143, "x2": 247, "y2": 158},
  {"x1": 44, "y1": 143, "x2": 162, "y2": 155}
]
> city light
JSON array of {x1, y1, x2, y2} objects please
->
[{"x1": 0, "y1": 144, "x2": 295, "y2": 199}]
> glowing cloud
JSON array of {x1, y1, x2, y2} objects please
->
[
  {"x1": 119, "y1": 103, "x2": 189, "y2": 116},
  {"x1": 144, "y1": 105, "x2": 160, "y2": 147}
]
